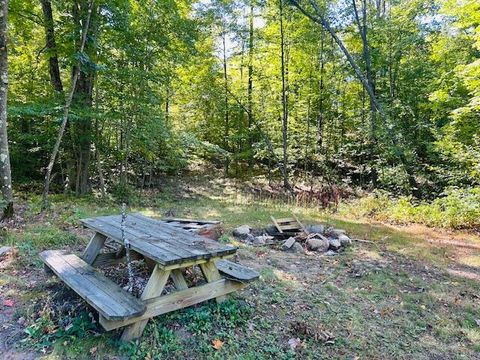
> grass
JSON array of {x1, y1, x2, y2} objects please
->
[{"x1": 0, "y1": 176, "x2": 479, "y2": 359}]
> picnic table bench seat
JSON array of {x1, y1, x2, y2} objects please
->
[
  {"x1": 216, "y1": 259, "x2": 259, "y2": 282},
  {"x1": 40, "y1": 250, "x2": 146, "y2": 320}
]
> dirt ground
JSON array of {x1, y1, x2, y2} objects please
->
[{"x1": 0, "y1": 192, "x2": 479, "y2": 359}]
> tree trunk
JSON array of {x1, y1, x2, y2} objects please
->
[
  {"x1": 72, "y1": 0, "x2": 96, "y2": 195},
  {"x1": 222, "y1": 31, "x2": 230, "y2": 175},
  {"x1": 352, "y1": 0, "x2": 378, "y2": 185},
  {"x1": 40, "y1": 0, "x2": 63, "y2": 93},
  {"x1": 247, "y1": 0, "x2": 254, "y2": 168},
  {"x1": 316, "y1": 26, "x2": 325, "y2": 154},
  {"x1": 74, "y1": 69, "x2": 94, "y2": 195},
  {"x1": 41, "y1": 0, "x2": 93, "y2": 209},
  {"x1": 0, "y1": 0, "x2": 13, "y2": 218},
  {"x1": 352, "y1": 0, "x2": 376, "y2": 135},
  {"x1": 280, "y1": 0, "x2": 289, "y2": 189}
]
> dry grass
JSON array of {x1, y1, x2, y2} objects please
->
[{"x1": 0, "y1": 176, "x2": 479, "y2": 359}]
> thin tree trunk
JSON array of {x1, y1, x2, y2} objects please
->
[
  {"x1": 165, "y1": 78, "x2": 170, "y2": 123},
  {"x1": 280, "y1": 0, "x2": 289, "y2": 189},
  {"x1": 247, "y1": 0, "x2": 254, "y2": 168},
  {"x1": 222, "y1": 31, "x2": 230, "y2": 175},
  {"x1": 94, "y1": 83, "x2": 105, "y2": 197},
  {"x1": 40, "y1": 0, "x2": 63, "y2": 92},
  {"x1": 0, "y1": 0, "x2": 13, "y2": 218},
  {"x1": 316, "y1": 26, "x2": 325, "y2": 154},
  {"x1": 352, "y1": 0, "x2": 375, "y2": 134},
  {"x1": 42, "y1": 0, "x2": 93, "y2": 209}
]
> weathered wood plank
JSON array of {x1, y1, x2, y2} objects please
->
[
  {"x1": 216, "y1": 260, "x2": 259, "y2": 283},
  {"x1": 129, "y1": 214, "x2": 234, "y2": 256},
  {"x1": 278, "y1": 224, "x2": 302, "y2": 231},
  {"x1": 163, "y1": 218, "x2": 221, "y2": 225},
  {"x1": 81, "y1": 214, "x2": 237, "y2": 268},
  {"x1": 120, "y1": 265, "x2": 171, "y2": 342},
  {"x1": 40, "y1": 250, "x2": 146, "y2": 320},
  {"x1": 170, "y1": 269, "x2": 189, "y2": 290},
  {"x1": 292, "y1": 214, "x2": 306, "y2": 232},
  {"x1": 276, "y1": 218, "x2": 296, "y2": 224},
  {"x1": 82, "y1": 232, "x2": 107, "y2": 265},
  {"x1": 100, "y1": 279, "x2": 245, "y2": 331},
  {"x1": 81, "y1": 217, "x2": 182, "y2": 265},
  {"x1": 270, "y1": 216, "x2": 284, "y2": 233},
  {"x1": 200, "y1": 260, "x2": 226, "y2": 303}
]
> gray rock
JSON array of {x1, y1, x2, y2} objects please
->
[
  {"x1": 324, "y1": 250, "x2": 338, "y2": 256},
  {"x1": 306, "y1": 237, "x2": 329, "y2": 252},
  {"x1": 282, "y1": 237, "x2": 296, "y2": 250},
  {"x1": 0, "y1": 246, "x2": 12, "y2": 257},
  {"x1": 291, "y1": 242, "x2": 305, "y2": 254},
  {"x1": 243, "y1": 234, "x2": 256, "y2": 243},
  {"x1": 329, "y1": 238, "x2": 341, "y2": 250},
  {"x1": 338, "y1": 234, "x2": 352, "y2": 246},
  {"x1": 305, "y1": 224, "x2": 325, "y2": 234},
  {"x1": 265, "y1": 225, "x2": 278, "y2": 235},
  {"x1": 328, "y1": 228, "x2": 346, "y2": 237},
  {"x1": 233, "y1": 225, "x2": 251, "y2": 238},
  {"x1": 253, "y1": 235, "x2": 273, "y2": 246}
]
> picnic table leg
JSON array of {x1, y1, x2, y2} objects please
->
[
  {"x1": 199, "y1": 261, "x2": 226, "y2": 303},
  {"x1": 82, "y1": 232, "x2": 107, "y2": 265},
  {"x1": 171, "y1": 269, "x2": 188, "y2": 290},
  {"x1": 121, "y1": 265, "x2": 171, "y2": 342}
]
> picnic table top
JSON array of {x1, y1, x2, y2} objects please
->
[{"x1": 81, "y1": 213, "x2": 236, "y2": 267}]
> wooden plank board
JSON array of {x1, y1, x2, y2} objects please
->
[
  {"x1": 170, "y1": 269, "x2": 188, "y2": 290},
  {"x1": 163, "y1": 218, "x2": 221, "y2": 225},
  {"x1": 40, "y1": 250, "x2": 146, "y2": 320},
  {"x1": 81, "y1": 214, "x2": 236, "y2": 268},
  {"x1": 129, "y1": 214, "x2": 229, "y2": 254},
  {"x1": 276, "y1": 218, "x2": 296, "y2": 224},
  {"x1": 82, "y1": 233, "x2": 107, "y2": 264},
  {"x1": 216, "y1": 260, "x2": 259, "y2": 282},
  {"x1": 81, "y1": 217, "x2": 181, "y2": 265},
  {"x1": 292, "y1": 214, "x2": 306, "y2": 232},
  {"x1": 126, "y1": 214, "x2": 236, "y2": 260},
  {"x1": 99, "y1": 279, "x2": 245, "y2": 331},
  {"x1": 270, "y1": 216, "x2": 284, "y2": 233},
  {"x1": 278, "y1": 224, "x2": 302, "y2": 231},
  {"x1": 199, "y1": 260, "x2": 226, "y2": 303}
]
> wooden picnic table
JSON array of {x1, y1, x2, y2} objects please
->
[{"x1": 40, "y1": 213, "x2": 258, "y2": 342}]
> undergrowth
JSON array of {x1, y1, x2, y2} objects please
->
[{"x1": 339, "y1": 187, "x2": 480, "y2": 229}]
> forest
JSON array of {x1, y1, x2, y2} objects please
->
[
  {"x1": 0, "y1": 0, "x2": 477, "y2": 210},
  {"x1": 0, "y1": 0, "x2": 479, "y2": 359}
]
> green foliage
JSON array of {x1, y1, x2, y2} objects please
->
[
  {"x1": 340, "y1": 187, "x2": 480, "y2": 229},
  {"x1": 25, "y1": 312, "x2": 96, "y2": 351},
  {"x1": 120, "y1": 299, "x2": 254, "y2": 359}
]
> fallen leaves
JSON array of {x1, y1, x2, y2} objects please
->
[
  {"x1": 287, "y1": 337, "x2": 302, "y2": 350},
  {"x1": 212, "y1": 339, "x2": 224, "y2": 350},
  {"x1": 290, "y1": 320, "x2": 335, "y2": 345},
  {"x1": 3, "y1": 299, "x2": 14, "y2": 307}
]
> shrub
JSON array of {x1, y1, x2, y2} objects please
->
[{"x1": 339, "y1": 187, "x2": 480, "y2": 229}]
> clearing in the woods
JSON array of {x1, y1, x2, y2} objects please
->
[{"x1": 0, "y1": 175, "x2": 479, "y2": 360}]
